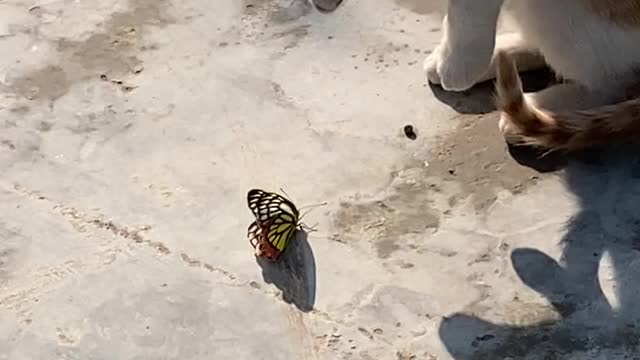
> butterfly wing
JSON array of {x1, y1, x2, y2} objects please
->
[
  {"x1": 247, "y1": 220, "x2": 262, "y2": 249},
  {"x1": 247, "y1": 189, "x2": 269, "y2": 220},
  {"x1": 247, "y1": 219, "x2": 282, "y2": 261},
  {"x1": 264, "y1": 212, "x2": 297, "y2": 254},
  {"x1": 246, "y1": 189, "x2": 301, "y2": 262},
  {"x1": 247, "y1": 189, "x2": 299, "y2": 225}
]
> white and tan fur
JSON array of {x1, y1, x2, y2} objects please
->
[{"x1": 425, "y1": 0, "x2": 640, "y2": 151}]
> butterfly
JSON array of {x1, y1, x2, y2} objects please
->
[
  {"x1": 246, "y1": 189, "x2": 324, "y2": 262},
  {"x1": 247, "y1": 189, "x2": 301, "y2": 262}
]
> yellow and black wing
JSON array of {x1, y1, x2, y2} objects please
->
[
  {"x1": 247, "y1": 189, "x2": 299, "y2": 224},
  {"x1": 247, "y1": 217, "x2": 295, "y2": 261},
  {"x1": 246, "y1": 189, "x2": 300, "y2": 261},
  {"x1": 264, "y1": 212, "x2": 297, "y2": 253}
]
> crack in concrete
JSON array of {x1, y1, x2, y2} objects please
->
[
  {"x1": 179, "y1": 252, "x2": 237, "y2": 281},
  {"x1": 0, "y1": 181, "x2": 379, "y2": 339},
  {"x1": 2, "y1": 182, "x2": 240, "y2": 278},
  {"x1": 2, "y1": 182, "x2": 321, "y2": 301}
]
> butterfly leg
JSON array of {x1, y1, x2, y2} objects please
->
[{"x1": 299, "y1": 222, "x2": 319, "y2": 233}]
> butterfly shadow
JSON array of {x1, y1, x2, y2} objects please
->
[{"x1": 255, "y1": 230, "x2": 317, "y2": 312}]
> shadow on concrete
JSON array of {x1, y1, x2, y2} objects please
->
[
  {"x1": 506, "y1": 144, "x2": 568, "y2": 173},
  {"x1": 430, "y1": 67, "x2": 555, "y2": 115},
  {"x1": 311, "y1": 0, "x2": 344, "y2": 13},
  {"x1": 506, "y1": 139, "x2": 625, "y2": 174},
  {"x1": 256, "y1": 230, "x2": 317, "y2": 312},
  {"x1": 429, "y1": 81, "x2": 497, "y2": 115},
  {"x1": 439, "y1": 144, "x2": 640, "y2": 358}
]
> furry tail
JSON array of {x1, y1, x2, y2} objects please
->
[{"x1": 495, "y1": 51, "x2": 640, "y2": 152}]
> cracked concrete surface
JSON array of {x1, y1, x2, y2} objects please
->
[{"x1": 2, "y1": 0, "x2": 640, "y2": 359}]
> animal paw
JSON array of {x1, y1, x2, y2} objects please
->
[
  {"x1": 425, "y1": 46, "x2": 484, "y2": 91},
  {"x1": 424, "y1": 42, "x2": 495, "y2": 92},
  {"x1": 423, "y1": 50, "x2": 442, "y2": 85}
]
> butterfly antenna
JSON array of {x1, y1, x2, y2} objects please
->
[
  {"x1": 298, "y1": 201, "x2": 328, "y2": 211},
  {"x1": 278, "y1": 187, "x2": 327, "y2": 220},
  {"x1": 298, "y1": 202, "x2": 328, "y2": 222},
  {"x1": 299, "y1": 208, "x2": 313, "y2": 222},
  {"x1": 279, "y1": 187, "x2": 295, "y2": 202},
  {"x1": 298, "y1": 202, "x2": 328, "y2": 216}
]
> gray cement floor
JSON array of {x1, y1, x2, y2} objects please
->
[{"x1": 2, "y1": 0, "x2": 640, "y2": 359}]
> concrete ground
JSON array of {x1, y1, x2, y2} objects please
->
[{"x1": 2, "y1": 0, "x2": 640, "y2": 359}]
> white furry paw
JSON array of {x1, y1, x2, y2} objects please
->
[
  {"x1": 424, "y1": 45, "x2": 492, "y2": 92},
  {"x1": 423, "y1": 51, "x2": 442, "y2": 85}
]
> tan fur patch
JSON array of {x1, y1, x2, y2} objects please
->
[
  {"x1": 585, "y1": 0, "x2": 640, "y2": 27},
  {"x1": 493, "y1": 51, "x2": 640, "y2": 152}
]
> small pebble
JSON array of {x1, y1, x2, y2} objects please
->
[{"x1": 404, "y1": 124, "x2": 417, "y2": 140}]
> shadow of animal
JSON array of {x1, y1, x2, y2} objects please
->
[
  {"x1": 430, "y1": 67, "x2": 555, "y2": 115},
  {"x1": 439, "y1": 145, "x2": 640, "y2": 359}
]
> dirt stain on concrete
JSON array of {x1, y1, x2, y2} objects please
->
[
  {"x1": 57, "y1": 0, "x2": 173, "y2": 78},
  {"x1": 333, "y1": 111, "x2": 545, "y2": 258},
  {"x1": 272, "y1": 24, "x2": 310, "y2": 50},
  {"x1": 10, "y1": 66, "x2": 69, "y2": 101},
  {"x1": 0, "y1": 223, "x2": 25, "y2": 286},
  {"x1": 428, "y1": 113, "x2": 542, "y2": 212},
  {"x1": 239, "y1": 0, "x2": 313, "y2": 51},
  {"x1": 243, "y1": 0, "x2": 312, "y2": 24},
  {"x1": 7, "y1": 0, "x2": 174, "y2": 102},
  {"x1": 333, "y1": 172, "x2": 441, "y2": 259}
]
